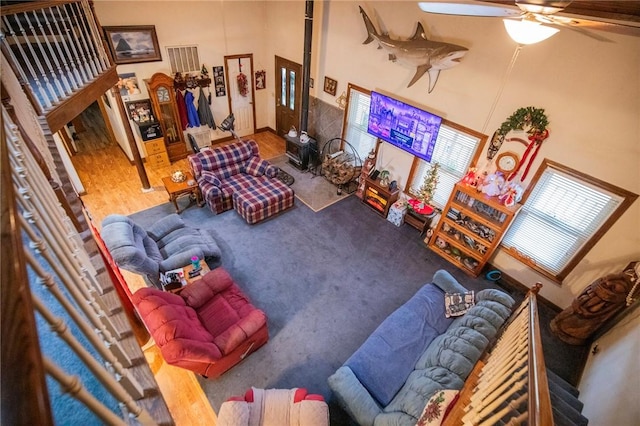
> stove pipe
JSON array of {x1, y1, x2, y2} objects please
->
[{"x1": 300, "y1": 0, "x2": 314, "y2": 132}]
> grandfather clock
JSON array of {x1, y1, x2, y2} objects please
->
[{"x1": 146, "y1": 72, "x2": 187, "y2": 162}]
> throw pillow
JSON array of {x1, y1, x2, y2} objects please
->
[
  {"x1": 416, "y1": 389, "x2": 459, "y2": 426},
  {"x1": 200, "y1": 170, "x2": 221, "y2": 187},
  {"x1": 444, "y1": 291, "x2": 475, "y2": 318},
  {"x1": 243, "y1": 156, "x2": 268, "y2": 177}
]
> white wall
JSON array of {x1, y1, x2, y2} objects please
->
[
  {"x1": 579, "y1": 309, "x2": 640, "y2": 426},
  {"x1": 94, "y1": 0, "x2": 271, "y2": 156}
]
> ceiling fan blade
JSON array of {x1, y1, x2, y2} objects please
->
[
  {"x1": 540, "y1": 14, "x2": 614, "y2": 42},
  {"x1": 418, "y1": 1, "x2": 522, "y2": 17},
  {"x1": 551, "y1": 13, "x2": 640, "y2": 38},
  {"x1": 515, "y1": 1, "x2": 573, "y2": 15}
]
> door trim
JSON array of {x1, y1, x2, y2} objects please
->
[{"x1": 224, "y1": 53, "x2": 256, "y2": 134}]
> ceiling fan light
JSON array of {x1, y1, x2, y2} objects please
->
[{"x1": 503, "y1": 18, "x2": 559, "y2": 44}]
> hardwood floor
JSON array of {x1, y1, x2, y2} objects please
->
[{"x1": 71, "y1": 103, "x2": 285, "y2": 425}]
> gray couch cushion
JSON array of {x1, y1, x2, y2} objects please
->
[
  {"x1": 431, "y1": 269, "x2": 468, "y2": 294},
  {"x1": 345, "y1": 284, "x2": 452, "y2": 406},
  {"x1": 381, "y1": 366, "x2": 465, "y2": 424}
]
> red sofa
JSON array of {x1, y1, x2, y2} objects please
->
[{"x1": 132, "y1": 268, "x2": 268, "y2": 378}]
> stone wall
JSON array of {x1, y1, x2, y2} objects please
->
[{"x1": 307, "y1": 96, "x2": 344, "y2": 151}]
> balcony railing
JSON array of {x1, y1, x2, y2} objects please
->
[{"x1": 1, "y1": 0, "x2": 118, "y2": 132}]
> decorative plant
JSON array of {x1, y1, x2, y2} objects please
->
[
  {"x1": 497, "y1": 106, "x2": 548, "y2": 137},
  {"x1": 415, "y1": 162, "x2": 440, "y2": 207}
]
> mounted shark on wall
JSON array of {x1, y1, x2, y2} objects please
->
[{"x1": 359, "y1": 6, "x2": 468, "y2": 93}]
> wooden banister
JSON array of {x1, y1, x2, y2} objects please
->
[
  {"x1": 1, "y1": 106, "x2": 54, "y2": 426},
  {"x1": 528, "y1": 283, "x2": 554, "y2": 426}
]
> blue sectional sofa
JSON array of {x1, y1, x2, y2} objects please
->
[{"x1": 328, "y1": 270, "x2": 515, "y2": 426}]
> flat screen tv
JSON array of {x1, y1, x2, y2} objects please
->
[{"x1": 367, "y1": 91, "x2": 442, "y2": 162}]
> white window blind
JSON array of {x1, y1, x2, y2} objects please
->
[
  {"x1": 343, "y1": 89, "x2": 377, "y2": 160},
  {"x1": 167, "y1": 45, "x2": 200, "y2": 74},
  {"x1": 502, "y1": 167, "x2": 623, "y2": 275},
  {"x1": 410, "y1": 125, "x2": 481, "y2": 208}
]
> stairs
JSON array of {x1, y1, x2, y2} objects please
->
[{"x1": 548, "y1": 369, "x2": 589, "y2": 426}]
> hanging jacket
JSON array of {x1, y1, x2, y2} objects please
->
[
  {"x1": 175, "y1": 89, "x2": 188, "y2": 130},
  {"x1": 184, "y1": 90, "x2": 201, "y2": 128},
  {"x1": 197, "y1": 87, "x2": 216, "y2": 129}
]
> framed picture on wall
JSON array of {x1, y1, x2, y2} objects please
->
[
  {"x1": 255, "y1": 70, "x2": 266, "y2": 90},
  {"x1": 324, "y1": 76, "x2": 337, "y2": 96},
  {"x1": 125, "y1": 99, "x2": 153, "y2": 123},
  {"x1": 103, "y1": 25, "x2": 162, "y2": 65},
  {"x1": 117, "y1": 72, "x2": 141, "y2": 97},
  {"x1": 213, "y1": 66, "x2": 226, "y2": 97}
]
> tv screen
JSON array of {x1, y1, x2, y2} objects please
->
[{"x1": 367, "y1": 91, "x2": 442, "y2": 162}]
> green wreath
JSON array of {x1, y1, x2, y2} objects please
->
[{"x1": 497, "y1": 106, "x2": 549, "y2": 137}]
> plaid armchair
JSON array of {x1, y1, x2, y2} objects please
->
[{"x1": 187, "y1": 139, "x2": 280, "y2": 214}]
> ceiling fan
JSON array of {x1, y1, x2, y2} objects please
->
[{"x1": 417, "y1": 1, "x2": 638, "y2": 44}]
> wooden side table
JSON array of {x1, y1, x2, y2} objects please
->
[
  {"x1": 161, "y1": 171, "x2": 202, "y2": 213},
  {"x1": 404, "y1": 208, "x2": 437, "y2": 237},
  {"x1": 164, "y1": 260, "x2": 211, "y2": 293}
]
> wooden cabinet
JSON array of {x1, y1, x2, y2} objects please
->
[
  {"x1": 362, "y1": 176, "x2": 399, "y2": 217},
  {"x1": 143, "y1": 137, "x2": 170, "y2": 169},
  {"x1": 404, "y1": 208, "x2": 437, "y2": 237},
  {"x1": 145, "y1": 73, "x2": 187, "y2": 162},
  {"x1": 428, "y1": 183, "x2": 520, "y2": 277}
]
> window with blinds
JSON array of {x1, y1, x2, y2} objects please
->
[
  {"x1": 502, "y1": 162, "x2": 626, "y2": 277},
  {"x1": 410, "y1": 125, "x2": 482, "y2": 208},
  {"x1": 343, "y1": 86, "x2": 377, "y2": 160},
  {"x1": 166, "y1": 45, "x2": 200, "y2": 74}
]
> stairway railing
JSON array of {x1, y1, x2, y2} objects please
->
[
  {"x1": 1, "y1": 98, "x2": 172, "y2": 424},
  {"x1": 445, "y1": 284, "x2": 554, "y2": 426}
]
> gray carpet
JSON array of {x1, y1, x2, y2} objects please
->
[
  {"x1": 130, "y1": 196, "x2": 516, "y2": 424},
  {"x1": 270, "y1": 154, "x2": 350, "y2": 212}
]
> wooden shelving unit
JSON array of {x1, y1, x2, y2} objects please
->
[{"x1": 428, "y1": 182, "x2": 520, "y2": 277}]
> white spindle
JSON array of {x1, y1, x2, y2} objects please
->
[
  {"x1": 30, "y1": 10, "x2": 72, "y2": 96},
  {"x1": 57, "y1": 4, "x2": 90, "y2": 81},
  {"x1": 43, "y1": 357, "x2": 130, "y2": 426},
  {"x1": 22, "y1": 11, "x2": 63, "y2": 102},
  {"x1": 47, "y1": 6, "x2": 82, "y2": 89},
  {"x1": 2, "y1": 15, "x2": 51, "y2": 109},
  {"x1": 80, "y1": 0, "x2": 110, "y2": 70},
  {"x1": 476, "y1": 392, "x2": 528, "y2": 426},
  {"x1": 69, "y1": 1, "x2": 99, "y2": 77},
  {"x1": 32, "y1": 294, "x2": 146, "y2": 400},
  {"x1": 13, "y1": 12, "x2": 59, "y2": 104}
]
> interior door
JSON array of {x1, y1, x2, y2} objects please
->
[
  {"x1": 275, "y1": 56, "x2": 302, "y2": 137},
  {"x1": 224, "y1": 54, "x2": 255, "y2": 138}
]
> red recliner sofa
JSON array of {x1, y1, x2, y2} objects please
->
[{"x1": 132, "y1": 268, "x2": 268, "y2": 378}]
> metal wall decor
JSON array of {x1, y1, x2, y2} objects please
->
[
  {"x1": 255, "y1": 70, "x2": 266, "y2": 90},
  {"x1": 358, "y1": 6, "x2": 468, "y2": 94},
  {"x1": 324, "y1": 76, "x2": 337, "y2": 96}
]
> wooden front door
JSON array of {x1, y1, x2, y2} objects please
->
[
  {"x1": 275, "y1": 56, "x2": 301, "y2": 137},
  {"x1": 224, "y1": 54, "x2": 256, "y2": 138}
]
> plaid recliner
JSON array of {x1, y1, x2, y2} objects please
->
[{"x1": 188, "y1": 140, "x2": 294, "y2": 223}]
